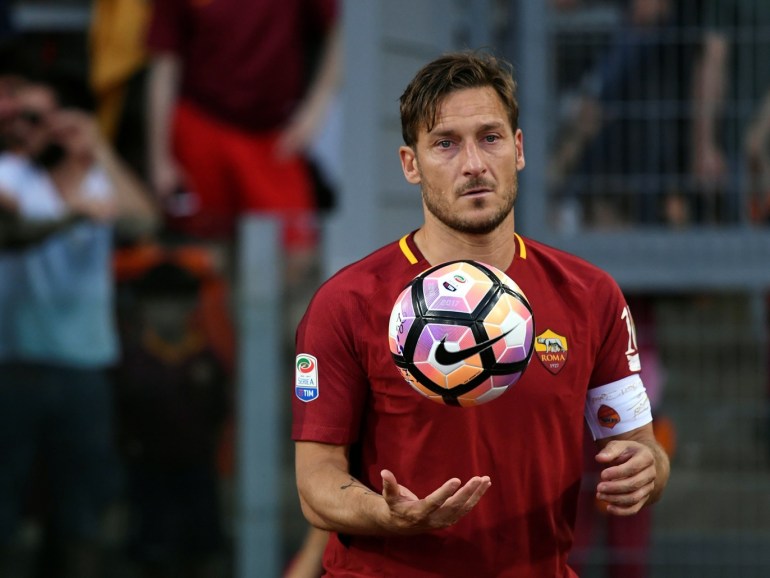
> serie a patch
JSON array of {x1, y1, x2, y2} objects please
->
[{"x1": 295, "y1": 354, "x2": 319, "y2": 402}]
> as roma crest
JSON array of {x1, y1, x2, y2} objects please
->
[
  {"x1": 535, "y1": 329, "x2": 568, "y2": 374},
  {"x1": 597, "y1": 404, "x2": 621, "y2": 429}
]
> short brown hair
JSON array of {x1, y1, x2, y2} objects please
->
[{"x1": 399, "y1": 51, "x2": 519, "y2": 148}]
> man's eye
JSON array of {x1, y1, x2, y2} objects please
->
[
  {"x1": 437, "y1": 140, "x2": 452, "y2": 149},
  {"x1": 484, "y1": 135, "x2": 499, "y2": 143}
]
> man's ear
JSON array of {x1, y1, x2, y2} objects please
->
[
  {"x1": 514, "y1": 128, "x2": 525, "y2": 171},
  {"x1": 399, "y1": 145, "x2": 421, "y2": 184}
]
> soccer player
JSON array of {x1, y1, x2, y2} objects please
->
[{"x1": 292, "y1": 51, "x2": 670, "y2": 577}]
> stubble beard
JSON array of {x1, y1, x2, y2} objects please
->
[{"x1": 421, "y1": 173, "x2": 518, "y2": 235}]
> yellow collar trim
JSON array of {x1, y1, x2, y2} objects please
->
[
  {"x1": 399, "y1": 234, "x2": 418, "y2": 264},
  {"x1": 514, "y1": 233, "x2": 527, "y2": 260},
  {"x1": 399, "y1": 232, "x2": 525, "y2": 264}
]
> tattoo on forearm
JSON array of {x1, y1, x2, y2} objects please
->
[{"x1": 340, "y1": 477, "x2": 374, "y2": 495}]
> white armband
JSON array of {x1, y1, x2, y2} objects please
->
[{"x1": 584, "y1": 374, "x2": 652, "y2": 440}]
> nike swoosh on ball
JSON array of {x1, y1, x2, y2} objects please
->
[{"x1": 434, "y1": 329, "x2": 512, "y2": 365}]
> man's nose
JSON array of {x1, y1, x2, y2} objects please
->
[{"x1": 461, "y1": 141, "x2": 486, "y2": 176}]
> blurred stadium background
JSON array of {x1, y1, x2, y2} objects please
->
[{"x1": 4, "y1": 0, "x2": 769, "y2": 576}]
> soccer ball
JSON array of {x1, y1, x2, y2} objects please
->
[{"x1": 388, "y1": 260, "x2": 535, "y2": 407}]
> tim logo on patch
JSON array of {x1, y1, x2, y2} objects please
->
[{"x1": 295, "y1": 354, "x2": 319, "y2": 402}]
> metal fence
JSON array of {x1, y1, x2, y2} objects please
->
[
  {"x1": 545, "y1": 0, "x2": 770, "y2": 231},
  {"x1": 538, "y1": 1, "x2": 770, "y2": 575}
]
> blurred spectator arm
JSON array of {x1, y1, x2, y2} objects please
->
[
  {"x1": 691, "y1": 31, "x2": 729, "y2": 185},
  {"x1": 94, "y1": 135, "x2": 159, "y2": 234},
  {"x1": 55, "y1": 109, "x2": 161, "y2": 233},
  {"x1": 0, "y1": 189, "x2": 17, "y2": 212},
  {"x1": 745, "y1": 89, "x2": 770, "y2": 171},
  {"x1": 277, "y1": 20, "x2": 342, "y2": 158},
  {"x1": 146, "y1": 52, "x2": 183, "y2": 199},
  {"x1": 548, "y1": 96, "x2": 603, "y2": 189},
  {"x1": 0, "y1": 188, "x2": 89, "y2": 250},
  {"x1": 283, "y1": 526, "x2": 328, "y2": 578}
]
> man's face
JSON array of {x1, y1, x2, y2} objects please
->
[
  {"x1": 399, "y1": 86, "x2": 525, "y2": 236},
  {"x1": 6, "y1": 85, "x2": 58, "y2": 158}
]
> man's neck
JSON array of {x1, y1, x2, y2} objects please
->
[{"x1": 413, "y1": 217, "x2": 517, "y2": 271}]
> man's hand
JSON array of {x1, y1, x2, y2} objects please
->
[
  {"x1": 150, "y1": 154, "x2": 184, "y2": 200},
  {"x1": 276, "y1": 98, "x2": 326, "y2": 159},
  {"x1": 378, "y1": 469, "x2": 491, "y2": 534},
  {"x1": 693, "y1": 140, "x2": 728, "y2": 189},
  {"x1": 49, "y1": 109, "x2": 103, "y2": 163},
  {"x1": 594, "y1": 440, "x2": 657, "y2": 516}
]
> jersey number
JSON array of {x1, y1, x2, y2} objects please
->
[{"x1": 621, "y1": 306, "x2": 638, "y2": 356}]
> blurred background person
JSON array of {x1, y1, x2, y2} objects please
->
[
  {"x1": 746, "y1": 87, "x2": 770, "y2": 223},
  {"x1": 88, "y1": 0, "x2": 150, "y2": 180},
  {"x1": 114, "y1": 260, "x2": 230, "y2": 578},
  {"x1": 143, "y1": 5, "x2": 342, "y2": 573},
  {"x1": 145, "y1": 0, "x2": 341, "y2": 289},
  {"x1": 691, "y1": 0, "x2": 770, "y2": 224},
  {"x1": 0, "y1": 78, "x2": 156, "y2": 578},
  {"x1": 549, "y1": 0, "x2": 702, "y2": 229}
]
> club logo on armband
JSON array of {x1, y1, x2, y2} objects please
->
[
  {"x1": 295, "y1": 354, "x2": 319, "y2": 402},
  {"x1": 598, "y1": 404, "x2": 621, "y2": 429},
  {"x1": 534, "y1": 329, "x2": 568, "y2": 375}
]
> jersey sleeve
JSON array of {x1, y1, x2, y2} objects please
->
[
  {"x1": 291, "y1": 278, "x2": 370, "y2": 446},
  {"x1": 588, "y1": 273, "x2": 641, "y2": 389}
]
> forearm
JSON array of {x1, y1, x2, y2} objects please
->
[
  {"x1": 0, "y1": 192, "x2": 17, "y2": 213},
  {"x1": 640, "y1": 435, "x2": 670, "y2": 506},
  {"x1": 692, "y1": 34, "x2": 728, "y2": 144},
  {"x1": 296, "y1": 442, "x2": 389, "y2": 535},
  {"x1": 749, "y1": 92, "x2": 770, "y2": 148},
  {"x1": 284, "y1": 527, "x2": 328, "y2": 578},
  {"x1": 94, "y1": 144, "x2": 157, "y2": 224},
  {"x1": 0, "y1": 211, "x2": 84, "y2": 250},
  {"x1": 303, "y1": 22, "x2": 342, "y2": 121},
  {"x1": 147, "y1": 54, "x2": 181, "y2": 172}
]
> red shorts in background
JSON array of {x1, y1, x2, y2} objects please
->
[{"x1": 170, "y1": 100, "x2": 318, "y2": 251}]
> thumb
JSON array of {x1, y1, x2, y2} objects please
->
[
  {"x1": 381, "y1": 469, "x2": 399, "y2": 501},
  {"x1": 595, "y1": 441, "x2": 626, "y2": 463}
]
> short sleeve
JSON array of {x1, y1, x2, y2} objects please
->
[
  {"x1": 588, "y1": 274, "x2": 641, "y2": 389},
  {"x1": 291, "y1": 279, "x2": 370, "y2": 445}
]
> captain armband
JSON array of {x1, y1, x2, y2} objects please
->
[{"x1": 584, "y1": 374, "x2": 652, "y2": 440}]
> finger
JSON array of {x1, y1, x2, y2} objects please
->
[
  {"x1": 599, "y1": 453, "x2": 654, "y2": 482},
  {"x1": 431, "y1": 476, "x2": 490, "y2": 513},
  {"x1": 595, "y1": 441, "x2": 632, "y2": 464},
  {"x1": 598, "y1": 481, "x2": 654, "y2": 512},
  {"x1": 448, "y1": 476, "x2": 492, "y2": 512},
  {"x1": 604, "y1": 501, "x2": 645, "y2": 517},
  {"x1": 419, "y1": 477, "x2": 464, "y2": 513},
  {"x1": 380, "y1": 469, "x2": 400, "y2": 501},
  {"x1": 597, "y1": 472, "x2": 655, "y2": 497}
]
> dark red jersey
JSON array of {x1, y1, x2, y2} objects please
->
[{"x1": 292, "y1": 232, "x2": 642, "y2": 578}]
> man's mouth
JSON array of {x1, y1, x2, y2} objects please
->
[{"x1": 461, "y1": 186, "x2": 493, "y2": 196}]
